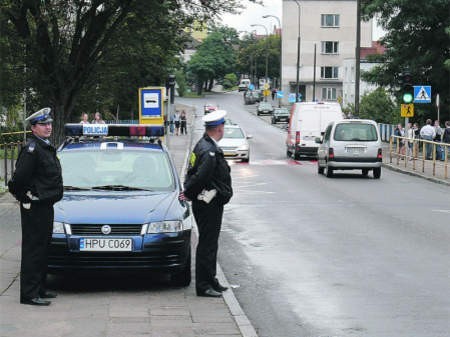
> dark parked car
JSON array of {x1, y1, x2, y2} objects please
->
[
  {"x1": 256, "y1": 101, "x2": 274, "y2": 115},
  {"x1": 271, "y1": 108, "x2": 290, "y2": 124}
]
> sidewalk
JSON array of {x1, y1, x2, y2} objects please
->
[
  {"x1": 0, "y1": 106, "x2": 257, "y2": 337},
  {"x1": 381, "y1": 142, "x2": 450, "y2": 186}
]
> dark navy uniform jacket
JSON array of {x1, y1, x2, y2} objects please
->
[
  {"x1": 184, "y1": 134, "x2": 232, "y2": 205},
  {"x1": 8, "y1": 135, "x2": 63, "y2": 204}
]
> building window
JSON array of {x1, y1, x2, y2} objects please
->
[
  {"x1": 321, "y1": 66, "x2": 339, "y2": 79},
  {"x1": 321, "y1": 14, "x2": 340, "y2": 27},
  {"x1": 321, "y1": 41, "x2": 339, "y2": 54},
  {"x1": 322, "y1": 88, "x2": 337, "y2": 101}
]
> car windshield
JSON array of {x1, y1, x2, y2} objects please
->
[
  {"x1": 59, "y1": 149, "x2": 175, "y2": 190},
  {"x1": 274, "y1": 109, "x2": 288, "y2": 115},
  {"x1": 223, "y1": 128, "x2": 244, "y2": 139},
  {"x1": 334, "y1": 123, "x2": 378, "y2": 141},
  {"x1": 259, "y1": 103, "x2": 271, "y2": 108}
]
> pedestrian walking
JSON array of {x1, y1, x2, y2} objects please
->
[
  {"x1": 433, "y1": 120, "x2": 444, "y2": 160},
  {"x1": 7, "y1": 108, "x2": 63, "y2": 306},
  {"x1": 406, "y1": 122, "x2": 415, "y2": 159},
  {"x1": 180, "y1": 110, "x2": 187, "y2": 135},
  {"x1": 174, "y1": 110, "x2": 181, "y2": 136},
  {"x1": 420, "y1": 119, "x2": 436, "y2": 160},
  {"x1": 183, "y1": 110, "x2": 233, "y2": 298},
  {"x1": 394, "y1": 123, "x2": 405, "y2": 159}
]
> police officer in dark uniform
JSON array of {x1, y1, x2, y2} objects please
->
[
  {"x1": 8, "y1": 108, "x2": 63, "y2": 306},
  {"x1": 183, "y1": 110, "x2": 233, "y2": 297}
]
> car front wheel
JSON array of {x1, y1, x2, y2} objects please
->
[
  {"x1": 318, "y1": 163, "x2": 324, "y2": 174},
  {"x1": 170, "y1": 250, "x2": 191, "y2": 287},
  {"x1": 325, "y1": 165, "x2": 333, "y2": 177}
]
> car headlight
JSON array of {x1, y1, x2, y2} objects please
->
[
  {"x1": 146, "y1": 220, "x2": 187, "y2": 233},
  {"x1": 53, "y1": 221, "x2": 71, "y2": 234}
]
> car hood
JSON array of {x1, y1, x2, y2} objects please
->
[
  {"x1": 218, "y1": 138, "x2": 247, "y2": 147},
  {"x1": 54, "y1": 191, "x2": 179, "y2": 224}
]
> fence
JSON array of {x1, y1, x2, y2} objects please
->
[{"x1": 389, "y1": 135, "x2": 449, "y2": 180}]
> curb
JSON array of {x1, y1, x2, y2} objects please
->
[
  {"x1": 178, "y1": 109, "x2": 259, "y2": 337},
  {"x1": 382, "y1": 163, "x2": 450, "y2": 186}
]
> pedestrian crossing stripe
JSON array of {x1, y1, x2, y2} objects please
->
[{"x1": 413, "y1": 85, "x2": 431, "y2": 103}]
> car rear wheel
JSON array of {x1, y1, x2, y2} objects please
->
[
  {"x1": 318, "y1": 163, "x2": 324, "y2": 174},
  {"x1": 373, "y1": 167, "x2": 381, "y2": 179},
  {"x1": 170, "y1": 250, "x2": 191, "y2": 287},
  {"x1": 325, "y1": 165, "x2": 333, "y2": 177},
  {"x1": 362, "y1": 169, "x2": 368, "y2": 176}
]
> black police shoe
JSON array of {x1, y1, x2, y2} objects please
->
[
  {"x1": 20, "y1": 297, "x2": 51, "y2": 306},
  {"x1": 197, "y1": 287, "x2": 222, "y2": 298},
  {"x1": 212, "y1": 281, "x2": 228, "y2": 292},
  {"x1": 39, "y1": 291, "x2": 57, "y2": 299}
]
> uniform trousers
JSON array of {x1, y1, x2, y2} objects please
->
[
  {"x1": 20, "y1": 202, "x2": 53, "y2": 300},
  {"x1": 192, "y1": 199, "x2": 224, "y2": 293}
]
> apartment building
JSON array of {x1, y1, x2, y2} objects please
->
[{"x1": 281, "y1": 0, "x2": 372, "y2": 104}]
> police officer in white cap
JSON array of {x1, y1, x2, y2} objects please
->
[
  {"x1": 183, "y1": 110, "x2": 233, "y2": 297},
  {"x1": 8, "y1": 108, "x2": 63, "y2": 306}
]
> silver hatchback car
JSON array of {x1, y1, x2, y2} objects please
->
[{"x1": 317, "y1": 119, "x2": 382, "y2": 178}]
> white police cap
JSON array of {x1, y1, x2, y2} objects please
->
[
  {"x1": 202, "y1": 109, "x2": 227, "y2": 127},
  {"x1": 25, "y1": 107, "x2": 53, "y2": 125}
]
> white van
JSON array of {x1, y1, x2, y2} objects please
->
[
  {"x1": 238, "y1": 79, "x2": 251, "y2": 91},
  {"x1": 286, "y1": 102, "x2": 344, "y2": 159},
  {"x1": 316, "y1": 119, "x2": 382, "y2": 178}
]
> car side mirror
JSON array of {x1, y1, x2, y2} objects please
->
[{"x1": 247, "y1": 135, "x2": 253, "y2": 139}]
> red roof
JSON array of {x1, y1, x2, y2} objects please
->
[{"x1": 360, "y1": 41, "x2": 386, "y2": 59}]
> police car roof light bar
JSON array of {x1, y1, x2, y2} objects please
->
[{"x1": 64, "y1": 124, "x2": 165, "y2": 138}]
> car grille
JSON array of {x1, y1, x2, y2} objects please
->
[
  {"x1": 71, "y1": 224, "x2": 143, "y2": 235},
  {"x1": 220, "y1": 146, "x2": 237, "y2": 151}
]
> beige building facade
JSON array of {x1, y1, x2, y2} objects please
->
[{"x1": 281, "y1": 0, "x2": 372, "y2": 104}]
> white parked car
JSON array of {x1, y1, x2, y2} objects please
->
[
  {"x1": 218, "y1": 125, "x2": 252, "y2": 162},
  {"x1": 316, "y1": 119, "x2": 383, "y2": 178}
]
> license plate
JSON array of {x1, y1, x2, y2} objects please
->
[
  {"x1": 80, "y1": 238, "x2": 132, "y2": 251},
  {"x1": 347, "y1": 147, "x2": 364, "y2": 154},
  {"x1": 224, "y1": 152, "x2": 234, "y2": 156}
]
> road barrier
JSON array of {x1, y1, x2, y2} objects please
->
[{"x1": 389, "y1": 135, "x2": 449, "y2": 180}]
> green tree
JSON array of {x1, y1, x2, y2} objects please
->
[
  {"x1": 358, "y1": 87, "x2": 398, "y2": 123},
  {"x1": 362, "y1": 0, "x2": 450, "y2": 122},
  {"x1": 236, "y1": 33, "x2": 280, "y2": 86},
  {"x1": 0, "y1": 0, "x2": 256, "y2": 143},
  {"x1": 187, "y1": 26, "x2": 238, "y2": 94},
  {"x1": 223, "y1": 73, "x2": 238, "y2": 89}
]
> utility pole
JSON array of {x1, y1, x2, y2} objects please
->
[{"x1": 355, "y1": 0, "x2": 361, "y2": 115}]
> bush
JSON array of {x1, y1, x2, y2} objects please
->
[{"x1": 222, "y1": 73, "x2": 238, "y2": 89}]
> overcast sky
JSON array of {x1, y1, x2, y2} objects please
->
[{"x1": 221, "y1": 0, "x2": 384, "y2": 40}]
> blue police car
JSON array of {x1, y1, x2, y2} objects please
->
[{"x1": 48, "y1": 124, "x2": 192, "y2": 286}]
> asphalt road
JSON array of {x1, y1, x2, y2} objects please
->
[{"x1": 181, "y1": 92, "x2": 450, "y2": 337}]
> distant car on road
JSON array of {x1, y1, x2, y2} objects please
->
[
  {"x1": 244, "y1": 91, "x2": 260, "y2": 105},
  {"x1": 218, "y1": 125, "x2": 252, "y2": 163},
  {"x1": 238, "y1": 78, "x2": 251, "y2": 92},
  {"x1": 204, "y1": 103, "x2": 218, "y2": 114},
  {"x1": 256, "y1": 101, "x2": 274, "y2": 116},
  {"x1": 271, "y1": 107, "x2": 290, "y2": 124}
]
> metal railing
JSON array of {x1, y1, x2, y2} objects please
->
[
  {"x1": 0, "y1": 131, "x2": 30, "y2": 186},
  {"x1": 389, "y1": 135, "x2": 449, "y2": 180}
]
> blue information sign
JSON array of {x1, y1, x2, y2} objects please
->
[
  {"x1": 288, "y1": 93, "x2": 296, "y2": 103},
  {"x1": 276, "y1": 91, "x2": 284, "y2": 98},
  {"x1": 140, "y1": 88, "x2": 163, "y2": 118}
]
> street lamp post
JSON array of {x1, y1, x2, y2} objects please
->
[
  {"x1": 294, "y1": 0, "x2": 301, "y2": 102},
  {"x1": 262, "y1": 14, "x2": 282, "y2": 92},
  {"x1": 250, "y1": 24, "x2": 269, "y2": 89}
]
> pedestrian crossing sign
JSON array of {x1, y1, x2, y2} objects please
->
[
  {"x1": 401, "y1": 104, "x2": 414, "y2": 117},
  {"x1": 413, "y1": 85, "x2": 431, "y2": 103}
]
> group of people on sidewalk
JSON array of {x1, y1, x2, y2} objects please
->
[
  {"x1": 167, "y1": 110, "x2": 187, "y2": 136},
  {"x1": 394, "y1": 119, "x2": 450, "y2": 160}
]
